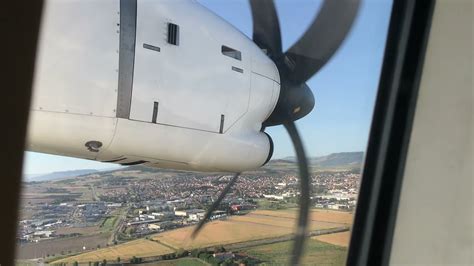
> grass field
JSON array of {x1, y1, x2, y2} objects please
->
[
  {"x1": 101, "y1": 216, "x2": 118, "y2": 232},
  {"x1": 52, "y1": 239, "x2": 174, "y2": 264},
  {"x1": 146, "y1": 258, "x2": 208, "y2": 265},
  {"x1": 15, "y1": 260, "x2": 37, "y2": 266},
  {"x1": 240, "y1": 238, "x2": 348, "y2": 265},
  {"x1": 55, "y1": 225, "x2": 101, "y2": 236}
]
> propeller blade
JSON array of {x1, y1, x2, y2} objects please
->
[
  {"x1": 249, "y1": 0, "x2": 282, "y2": 58},
  {"x1": 191, "y1": 173, "x2": 240, "y2": 239},
  {"x1": 284, "y1": 121, "x2": 311, "y2": 265},
  {"x1": 283, "y1": 0, "x2": 361, "y2": 83}
]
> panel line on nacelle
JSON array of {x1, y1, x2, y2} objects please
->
[
  {"x1": 117, "y1": 0, "x2": 137, "y2": 119},
  {"x1": 219, "y1": 114, "x2": 225, "y2": 134},
  {"x1": 152, "y1": 101, "x2": 159, "y2": 123}
]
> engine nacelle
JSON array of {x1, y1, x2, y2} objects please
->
[
  {"x1": 26, "y1": 0, "x2": 280, "y2": 172},
  {"x1": 27, "y1": 111, "x2": 273, "y2": 172}
]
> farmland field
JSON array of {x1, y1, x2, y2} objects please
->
[
  {"x1": 16, "y1": 233, "x2": 109, "y2": 260},
  {"x1": 313, "y1": 231, "x2": 351, "y2": 247},
  {"x1": 240, "y1": 238, "x2": 347, "y2": 265},
  {"x1": 53, "y1": 239, "x2": 174, "y2": 264},
  {"x1": 254, "y1": 209, "x2": 353, "y2": 224},
  {"x1": 52, "y1": 209, "x2": 352, "y2": 264},
  {"x1": 155, "y1": 219, "x2": 288, "y2": 249},
  {"x1": 153, "y1": 209, "x2": 350, "y2": 250}
]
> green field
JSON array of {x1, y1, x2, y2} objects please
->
[
  {"x1": 255, "y1": 198, "x2": 298, "y2": 210},
  {"x1": 148, "y1": 258, "x2": 208, "y2": 266},
  {"x1": 15, "y1": 260, "x2": 37, "y2": 266},
  {"x1": 239, "y1": 238, "x2": 347, "y2": 265},
  {"x1": 100, "y1": 216, "x2": 118, "y2": 232}
]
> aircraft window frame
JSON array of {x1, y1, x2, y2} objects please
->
[
  {"x1": 347, "y1": 0, "x2": 435, "y2": 265},
  {"x1": 1, "y1": 1, "x2": 436, "y2": 265},
  {"x1": 221, "y1": 45, "x2": 242, "y2": 61},
  {"x1": 2, "y1": 1, "x2": 44, "y2": 264}
]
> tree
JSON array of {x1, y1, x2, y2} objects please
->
[
  {"x1": 190, "y1": 249, "x2": 199, "y2": 257},
  {"x1": 97, "y1": 244, "x2": 101, "y2": 249},
  {"x1": 198, "y1": 253, "x2": 207, "y2": 260},
  {"x1": 223, "y1": 258, "x2": 234, "y2": 266},
  {"x1": 131, "y1": 256, "x2": 142, "y2": 263},
  {"x1": 202, "y1": 253, "x2": 213, "y2": 263},
  {"x1": 73, "y1": 261, "x2": 79, "y2": 266},
  {"x1": 213, "y1": 246, "x2": 226, "y2": 253},
  {"x1": 192, "y1": 248, "x2": 206, "y2": 257},
  {"x1": 240, "y1": 258, "x2": 250, "y2": 265},
  {"x1": 102, "y1": 259, "x2": 107, "y2": 266},
  {"x1": 117, "y1": 256, "x2": 121, "y2": 262},
  {"x1": 207, "y1": 256, "x2": 218, "y2": 265},
  {"x1": 176, "y1": 248, "x2": 186, "y2": 257}
]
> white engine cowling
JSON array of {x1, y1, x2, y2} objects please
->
[{"x1": 26, "y1": 0, "x2": 280, "y2": 172}]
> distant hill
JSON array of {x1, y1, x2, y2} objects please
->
[
  {"x1": 310, "y1": 152, "x2": 364, "y2": 168},
  {"x1": 24, "y1": 152, "x2": 364, "y2": 183},
  {"x1": 25, "y1": 169, "x2": 99, "y2": 182},
  {"x1": 76, "y1": 152, "x2": 364, "y2": 177},
  {"x1": 281, "y1": 152, "x2": 364, "y2": 169},
  {"x1": 109, "y1": 152, "x2": 364, "y2": 179}
]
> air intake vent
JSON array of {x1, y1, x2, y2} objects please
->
[{"x1": 167, "y1": 23, "x2": 179, "y2": 45}]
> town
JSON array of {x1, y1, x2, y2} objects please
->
[{"x1": 16, "y1": 154, "x2": 362, "y2": 262}]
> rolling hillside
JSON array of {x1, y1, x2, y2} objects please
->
[
  {"x1": 24, "y1": 169, "x2": 99, "y2": 182},
  {"x1": 26, "y1": 152, "x2": 363, "y2": 183},
  {"x1": 282, "y1": 152, "x2": 363, "y2": 169}
]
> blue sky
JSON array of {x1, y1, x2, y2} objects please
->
[{"x1": 24, "y1": 0, "x2": 392, "y2": 175}]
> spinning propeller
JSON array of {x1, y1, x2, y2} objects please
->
[{"x1": 192, "y1": 1, "x2": 360, "y2": 264}]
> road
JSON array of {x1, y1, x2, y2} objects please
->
[
  {"x1": 108, "y1": 206, "x2": 130, "y2": 245},
  {"x1": 89, "y1": 184, "x2": 99, "y2": 201}
]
